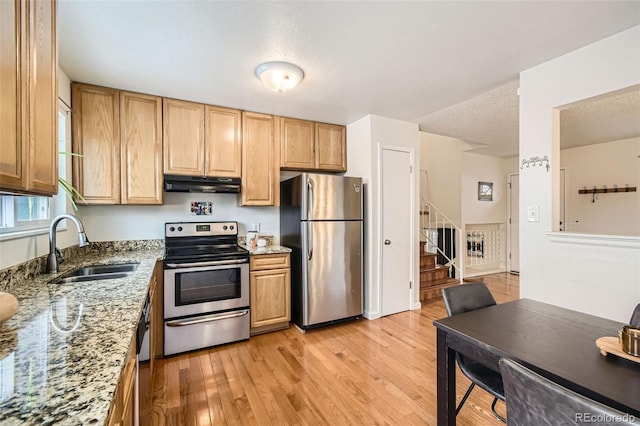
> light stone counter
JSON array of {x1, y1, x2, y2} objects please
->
[
  {"x1": 0, "y1": 243, "x2": 163, "y2": 425},
  {"x1": 243, "y1": 244, "x2": 292, "y2": 256}
]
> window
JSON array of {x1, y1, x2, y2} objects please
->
[{"x1": 0, "y1": 106, "x2": 69, "y2": 236}]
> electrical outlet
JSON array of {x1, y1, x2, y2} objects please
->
[
  {"x1": 252, "y1": 223, "x2": 261, "y2": 232},
  {"x1": 527, "y1": 206, "x2": 539, "y2": 222}
]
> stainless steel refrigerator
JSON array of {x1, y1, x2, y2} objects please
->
[{"x1": 280, "y1": 173, "x2": 363, "y2": 331}]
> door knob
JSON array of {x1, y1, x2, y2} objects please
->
[{"x1": 384, "y1": 239, "x2": 391, "y2": 245}]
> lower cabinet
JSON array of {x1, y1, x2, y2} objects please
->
[
  {"x1": 108, "y1": 262, "x2": 161, "y2": 426},
  {"x1": 107, "y1": 341, "x2": 136, "y2": 426},
  {"x1": 249, "y1": 253, "x2": 291, "y2": 335}
]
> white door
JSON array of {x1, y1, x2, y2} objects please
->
[
  {"x1": 508, "y1": 173, "x2": 520, "y2": 273},
  {"x1": 381, "y1": 148, "x2": 412, "y2": 316},
  {"x1": 559, "y1": 169, "x2": 566, "y2": 231}
]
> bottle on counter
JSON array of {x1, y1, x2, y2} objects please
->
[{"x1": 247, "y1": 232, "x2": 257, "y2": 249}]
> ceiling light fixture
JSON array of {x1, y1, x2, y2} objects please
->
[{"x1": 255, "y1": 61, "x2": 304, "y2": 93}]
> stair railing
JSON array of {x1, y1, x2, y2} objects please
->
[{"x1": 420, "y1": 196, "x2": 464, "y2": 281}]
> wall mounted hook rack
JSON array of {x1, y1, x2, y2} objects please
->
[{"x1": 520, "y1": 155, "x2": 550, "y2": 171}]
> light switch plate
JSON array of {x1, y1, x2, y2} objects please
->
[{"x1": 527, "y1": 206, "x2": 539, "y2": 222}]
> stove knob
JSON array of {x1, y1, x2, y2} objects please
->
[
  {"x1": 169, "y1": 227, "x2": 175, "y2": 232},
  {"x1": 230, "y1": 225, "x2": 235, "y2": 230},
  {"x1": 223, "y1": 225, "x2": 228, "y2": 230},
  {"x1": 177, "y1": 226, "x2": 183, "y2": 232}
]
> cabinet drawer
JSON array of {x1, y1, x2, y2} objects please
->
[{"x1": 250, "y1": 253, "x2": 290, "y2": 271}]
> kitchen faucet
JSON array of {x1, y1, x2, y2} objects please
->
[{"x1": 46, "y1": 214, "x2": 89, "y2": 274}]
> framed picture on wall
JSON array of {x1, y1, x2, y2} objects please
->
[{"x1": 478, "y1": 181, "x2": 493, "y2": 201}]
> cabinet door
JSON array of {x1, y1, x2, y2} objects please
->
[
  {"x1": 280, "y1": 117, "x2": 315, "y2": 170},
  {"x1": 250, "y1": 268, "x2": 291, "y2": 329},
  {"x1": 205, "y1": 105, "x2": 241, "y2": 177},
  {"x1": 120, "y1": 92, "x2": 163, "y2": 204},
  {"x1": 0, "y1": 0, "x2": 26, "y2": 192},
  {"x1": 71, "y1": 83, "x2": 120, "y2": 204},
  {"x1": 163, "y1": 98, "x2": 204, "y2": 176},
  {"x1": 26, "y1": 0, "x2": 57, "y2": 194},
  {"x1": 315, "y1": 123, "x2": 346, "y2": 172},
  {"x1": 241, "y1": 111, "x2": 276, "y2": 206}
]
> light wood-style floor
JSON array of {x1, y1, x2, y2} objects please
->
[{"x1": 149, "y1": 273, "x2": 519, "y2": 425}]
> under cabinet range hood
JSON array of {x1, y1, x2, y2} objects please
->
[{"x1": 164, "y1": 175, "x2": 241, "y2": 193}]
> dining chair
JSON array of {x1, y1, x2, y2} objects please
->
[
  {"x1": 499, "y1": 358, "x2": 640, "y2": 426},
  {"x1": 441, "y1": 282, "x2": 506, "y2": 423},
  {"x1": 630, "y1": 303, "x2": 640, "y2": 326}
]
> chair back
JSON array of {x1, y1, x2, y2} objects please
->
[
  {"x1": 630, "y1": 304, "x2": 640, "y2": 326},
  {"x1": 442, "y1": 282, "x2": 497, "y2": 317},
  {"x1": 499, "y1": 358, "x2": 639, "y2": 426}
]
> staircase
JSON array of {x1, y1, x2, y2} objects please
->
[{"x1": 419, "y1": 241, "x2": 460, "y2": 301}]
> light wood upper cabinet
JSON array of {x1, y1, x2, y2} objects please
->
[
  {"x1": 163, "y1": 101, "x2": 241, "y2": 178},
  {"x1": 280, "y1": 118, "x2": 315, "y2": 170},
  {"x1": 72, "y1": 84, "x2": 162, "y2": 205},
  {"x1": 72, "y1": 84, "x2": 120, "y2": 204},
  {"x1": 315, "y1": 123, "x2": 346, "y2": 172},
  {"x1": 163, "y1": 99, "x2": 204, "y2": 176},
  {"x1": 279, "y1": 119, "x2": 346, "y2": 173},
  {"x1": 0, "y1": 0, "x2": 58, "y2": 195},
  {"x1": 0, "y1": 0, "x2": 25, "y2": 192},
  {"x1": 205, "y1": 105, "x2": 242, "y2": 177},
  {"x1": 241, "y1": 112, "x2": 278, "y2": 206},
  {"x1": 120, "y1": 92, "x2": 163, "y2": 204}
]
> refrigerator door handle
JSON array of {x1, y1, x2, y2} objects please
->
[
  {"x1": 307, "y1": 177, "x2": 314, "y2": 221},
  {"x1": 307, "y1": 222, "x2": 313, "y2": 260}
]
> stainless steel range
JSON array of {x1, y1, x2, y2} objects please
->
[{"x1": 163, "y1": 221, "x2": 250, "y2": 356}]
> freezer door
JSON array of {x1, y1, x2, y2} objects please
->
[
  {"x1": 301, "y1": 173, "x2": 362, "y2": 221},
  {"x1": 302, "y1": 220, "x2": 363, "y2": 326}
]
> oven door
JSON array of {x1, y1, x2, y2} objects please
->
[{"x1": 164, "y1": 260, "x2": 249, "y2": 319}]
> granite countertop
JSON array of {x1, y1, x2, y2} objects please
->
[
  {"x1": 0, "y1": 246, "x2": 163, "y2": 425},
  {"x1": 242, "y1": 244, "x2": 292, "y2": 255}
]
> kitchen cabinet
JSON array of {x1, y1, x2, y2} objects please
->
[
  {"x1": 0, "y1": 0, "x2": 58, "y2": 195},
  {"x1": 163, "y1": 101, "x2": 242, "y2": 178},
  {"x1": 162, "y1": 99, "x2": 204, "y2": 176},
  {"x1": 280, "y1": 117, "x2": 315, "y2": 170},
  {"x1": 107, "y1": 338, "x2": 136, "y2": 426},
  {"x1": 240, "y1": 112, "x2": 279, "y2": 206},
  {"x1": 279, "y1": 119, "x2": 346, "y2": 172},
  {"x1": 249, "y1": 253, "x2": 291, "y2": 334},
  {"x1": 120, "y1": 91, "x2": 163, "y2": 204},
  {"x1": 205, "y1": 105, "x2": 242, "y2": 177},
  {"x1": 149, "y1": 260, "x2": 163, "y2": 369},
  {"x1": 315, "y1": 123, "x2": 346, "y2": 172},
  {"x1": 71, "y1": 84, "x2": 120, "y2": 204},
  {"x1": 71, "y1": 84, "x2": 163, "y2": 205},
  {"x1": 138, "y1": 260, "x2": 162, "y2": 426}
]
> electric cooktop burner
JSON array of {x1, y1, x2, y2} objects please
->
[{"x1": 163, "y1": 221, "x2": 248, "y2": 263}]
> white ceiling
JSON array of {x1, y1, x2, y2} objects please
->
[{"x1": 58, "y1": 1, "x2": 640, "y2": 158}]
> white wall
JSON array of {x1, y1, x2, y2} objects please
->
[
  {"x1": 461, "y1": 152, "x2": 515, "y2": 225},
  {"x1": 348, "y1": 115, "x2": 421, "y2": 319},
  {"x1": 519, "y1": 25, "x2": 640, "y2": 322},
  {"x1": 419, "y1": 132, "x2": 464, "y2": 225},
  {"x1": 346, "y1": 116, "x2": 375, "y2": 317},
  {"x1": 561, "y1": 137, "x2": 640, "y2": 236},
  {"x1": 77, "y1": 192, "x2": 279, "y2": 241}
]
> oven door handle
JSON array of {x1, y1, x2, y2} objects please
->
[
  {"x1": 165, "y1": 309, "x2": 249, "y2": 327},
  {"x1": 165, "y1": 259, "x2": 248, "y2": 269}
]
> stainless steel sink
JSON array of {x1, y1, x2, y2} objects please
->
[{"x1": 51, "y1": 262, "x2": 139, "y2": 284}]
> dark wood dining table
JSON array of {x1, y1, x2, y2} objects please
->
[{"x1": 433, "y1": 298, "x2": 640, "y2": 426}]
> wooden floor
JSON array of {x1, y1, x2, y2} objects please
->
[{"x1": 149, "y1": 273, "x2": 519, "y2": 425}]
